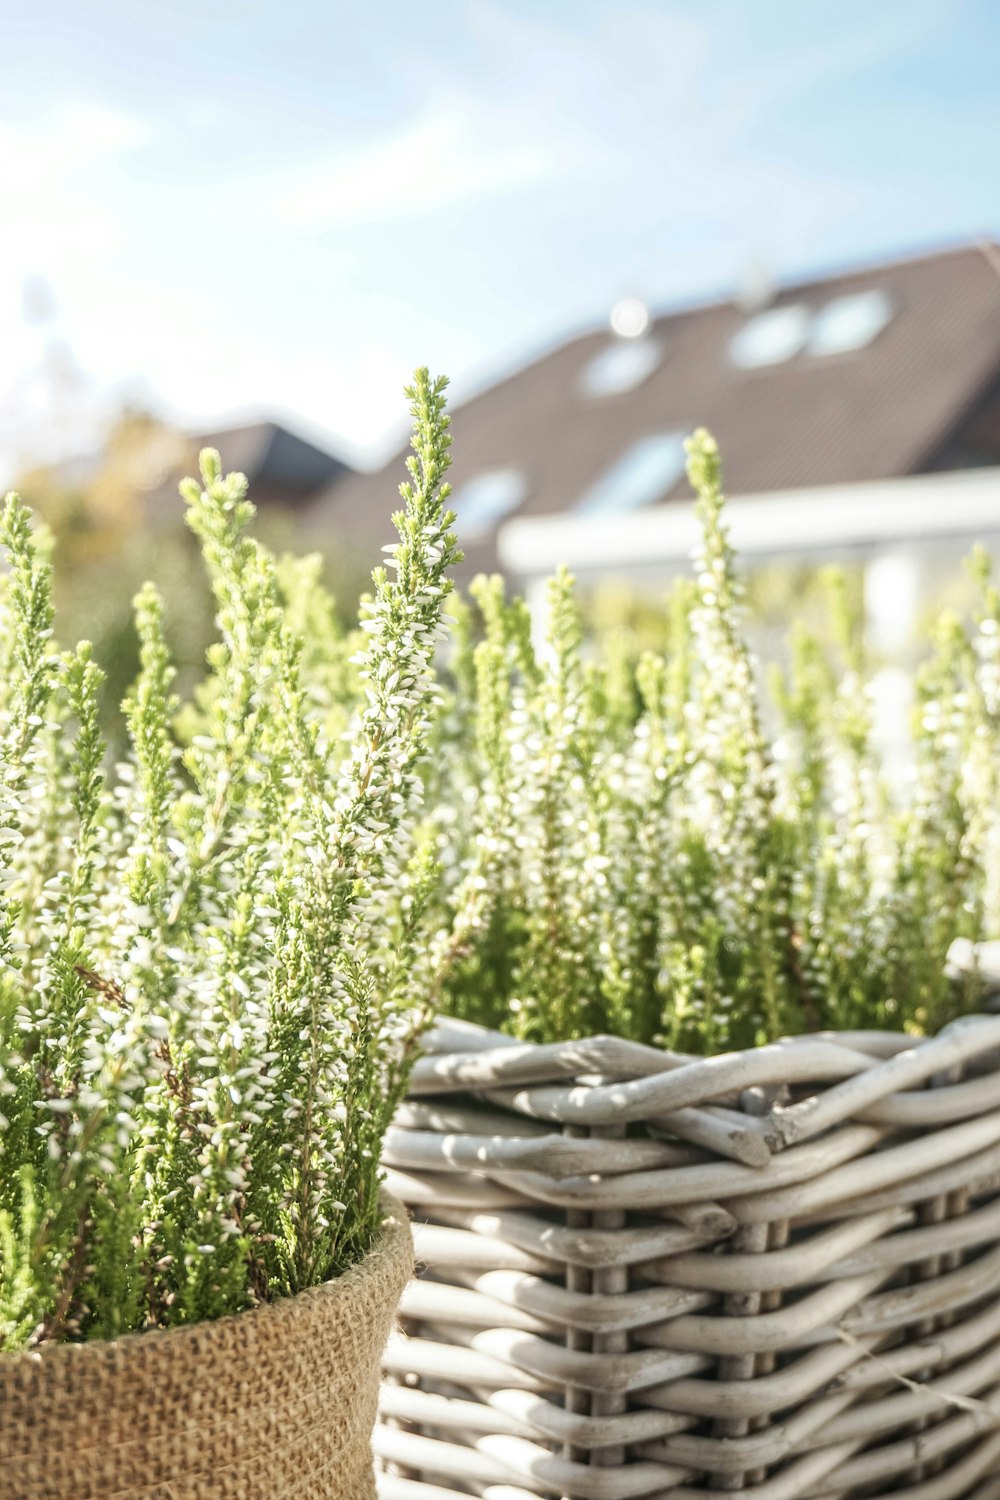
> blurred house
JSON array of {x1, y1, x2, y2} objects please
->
[
  {"x1": 142, "y1": 420, "x2": 353, "y2": 524},
  {"x1": 16, "y1": 414, "x2": 352, "y2": 534},
  {"x1": 306, "y1": 242, "x2": 1000, "y2": 624}
]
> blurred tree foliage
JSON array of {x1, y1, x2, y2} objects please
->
[
  {"x1": 584, "y1": 563, "x2": 867, "y2": 670},
  {"x1": 13, "y1": 412, "x2": 208, "y2": 732},
  {"x1": 11, "y1": 410, "x2": 366, "y2": 741}
]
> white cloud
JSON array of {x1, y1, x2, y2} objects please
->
[
  {"x1": 0, "y1": 97, "x2": 151, "y2": 289},
  {"x1": 0, "y1": 0, "x2": 983, "y2": 482},
  {"x1": 0, "y1": 100, "x2": 152, "y2": 475},
  {"x1": 0, "y1": 100, "x2": 150, "y2": 198},
  {"x1": 48, "y1": 100, "x2": 151, "y2": 160},
  {"x1": 273, "y1": 100, "x2": 576, "y2": 231}
]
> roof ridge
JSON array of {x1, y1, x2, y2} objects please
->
[
  {"x1": 782, "y1": 237, "x2": 1000, "y2": 294},
  {"x1": 646, "y1": 239, "x2": 1000, "y2": 331},
  {"x1": 976, "y1": 239, "x2": 1000, "y2": 286},
  {"x1": 188, "y1": 419, "x2": 279, "y2": 442}
]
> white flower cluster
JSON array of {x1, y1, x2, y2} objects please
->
[
  {"x1": 434, "y1": 431, "x2": 1000, "y2": 1052},
  {"x1": 0, "y1": 370, "x2": 459, "y2": 1350}
]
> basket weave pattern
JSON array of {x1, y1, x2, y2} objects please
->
[
  {"x1": 2, "y1": 1192, "x2": 413, "y2": 1500},
  {"x1": 376, "y1": 1016, "x2": 1000, "y2": 1500}
]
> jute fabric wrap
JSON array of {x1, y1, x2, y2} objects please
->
[
  {"x1": 1, "y1": 1191, "x2": 412, "y2": 1500},
  {"x1": 376, "y1": 1016, "x2": 1000, "y2": 1500}
]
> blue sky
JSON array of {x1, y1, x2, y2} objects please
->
[{"x1": 1, "y1": 0, "x2": 999, "y2": 473}]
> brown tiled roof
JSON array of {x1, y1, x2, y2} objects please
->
[{"x1": 305, "y1": 242, "x2": 1000, "y2": 571}]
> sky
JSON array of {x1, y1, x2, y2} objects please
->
[{"x1": 1, "y1": 0, "x2": 999, "y2": 476}]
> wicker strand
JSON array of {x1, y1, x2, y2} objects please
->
[{"x1": 377, "y1": 1020, "x2": 1000, "y2": 1500}]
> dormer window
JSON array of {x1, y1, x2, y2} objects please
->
[
  {"x1": 576, "y1": 432, "x2": 687, "y2": 516},
  {"x1": 729, "y1": 304, "x2": 809, "y2": 368},
  {"x1": 806, "y1": 289, "x2": 893, "y2": 356},
  {"x1": 730, "y1": 289, "x2": 895, "y2": 370},
  {"x1": 451, "y1": 468, "x2": 527, "y2": 541},
  {"x1": 579, "y1": 339, "x2": 663, "y2": 398}
]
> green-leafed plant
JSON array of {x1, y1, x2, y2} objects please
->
[
  {"x1": 435, "y1": 432, "x2": 1000, "y2": 1050},
  {"x1": 0, "y1": 370, "x2": 459, "y2": 1352},
  {"x1": 4, "y1": 393, "x2": 998, "y2": 1352}
]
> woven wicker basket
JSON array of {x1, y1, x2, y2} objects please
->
[
  {"x1": 1, "y1": 1192, "x2": 413, "y2": 1500},
  {"x1": 376, "y1": 1016, "x2": 1000, "y2": 1500}
]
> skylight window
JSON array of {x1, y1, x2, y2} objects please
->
[
  {"x1": 451, "y1": 468, "x2": 527, "y2": 541},
  {"x1": 576, "y1": 432, "x2": 687, "y2": 517},
  {"x1": 729, "y1": 304, "x2": 809, "y2": 368},
  {"x1": 807, "y1": 288, "x2": 893, "y2": 356},
  {"x1": 579, "y1": 338, "x2": 663, "y2": 398}
]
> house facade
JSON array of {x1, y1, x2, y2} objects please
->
[{"x1": 307, "y1": 241, "x2": 1000, "y2": 598}]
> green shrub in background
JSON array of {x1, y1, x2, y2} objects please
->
[
  {"x1": 12, "y1": 410, "x2": 371, "y2": 746},
  {"x1": 434, "y1": 432, "x2": 1000, "y2": 1050},
  {"x1": 0, "y1": 371, "x2": 458, "y2": 1352}
]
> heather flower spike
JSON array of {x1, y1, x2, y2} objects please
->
[
  {"x1": 0, "y1": 371, "x2": 457, "y2": 1349},
  {"x1": 434, "y1": 432, "x2": 1000, "y2": 1050}
]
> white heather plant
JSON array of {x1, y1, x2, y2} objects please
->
[
  {"x1": 0, "y1": 369, "x2": 459, "y2": 1351},
  {"x1": 435, "y1": 431, "x2": 1000, "y2": 1051}
]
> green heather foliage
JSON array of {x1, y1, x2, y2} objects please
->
[
  {"x1": 0, "y1": 371, "x2": 459, "y2": 1351},
  {"x1": 436, "y1": 432, "x2": 1000, "y2": 1050},
  {"x1": 3, "y1": 394, "x2": 999, "y2": 1354}
]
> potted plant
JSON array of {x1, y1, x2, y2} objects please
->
[
  {"x1": 0, "y1": 371, "x2": 460, "y2": 1499},
  {"x1": 377, "y1": 434, "x2": 1000, "y2": 1499}
]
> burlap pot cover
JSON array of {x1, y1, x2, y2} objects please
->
[{"x1": 0, "y1": 1191, "x2": 413, "y2": 1500}]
